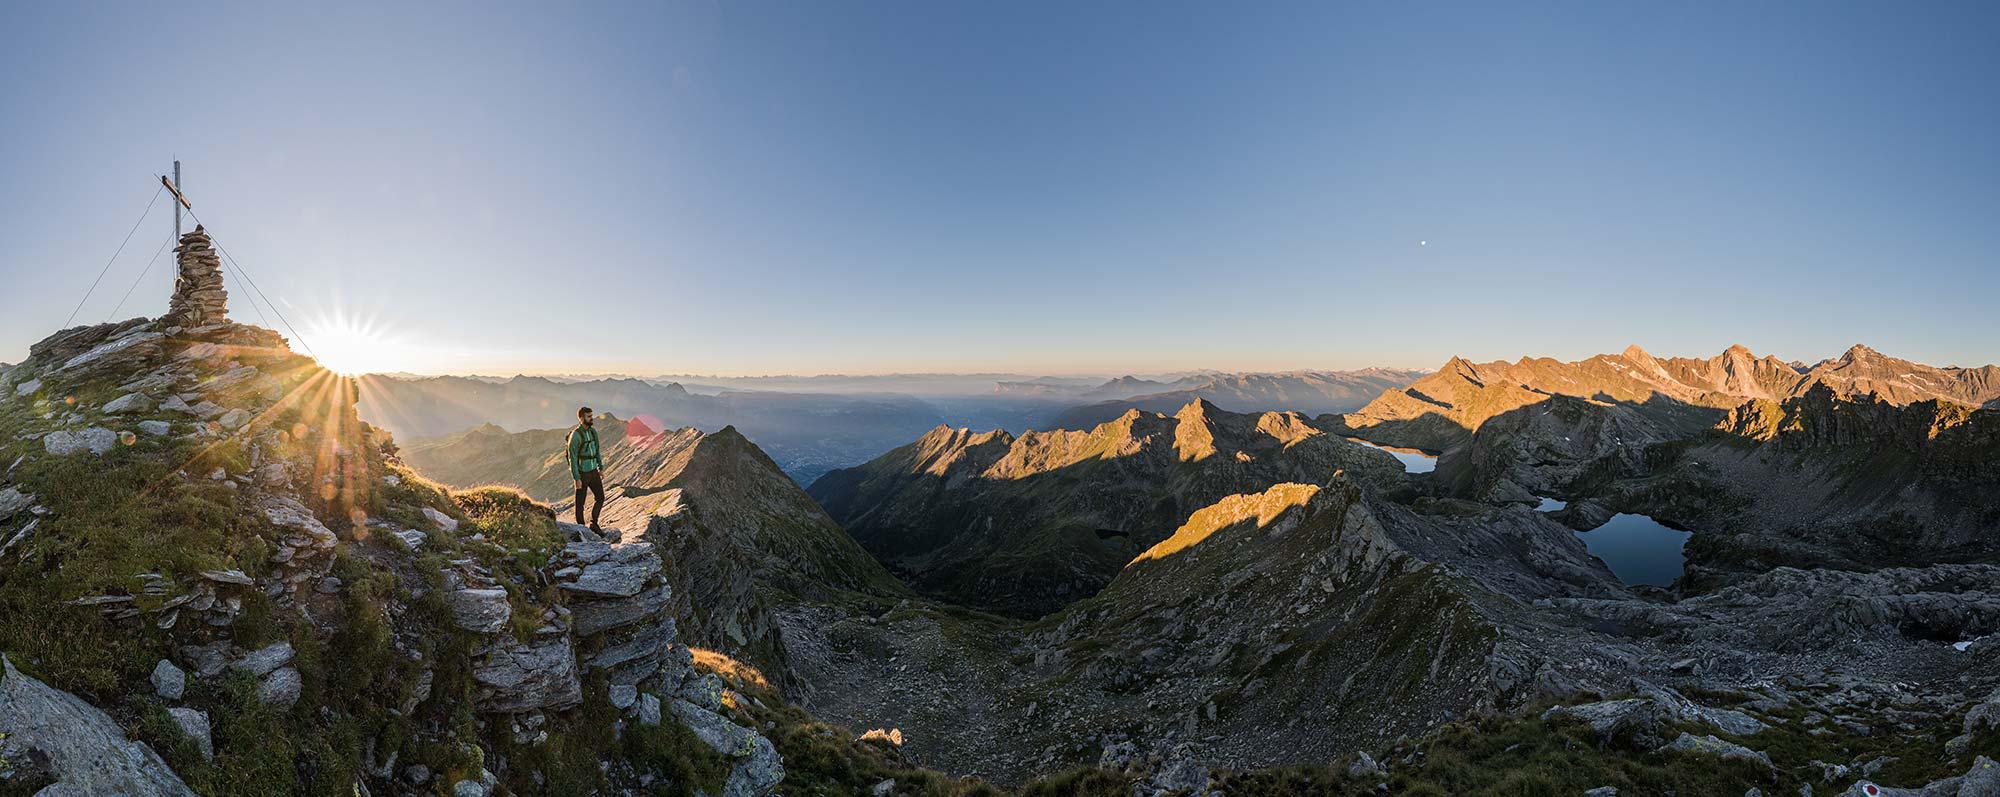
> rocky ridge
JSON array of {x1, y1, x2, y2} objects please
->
[
  {"x1": 808, "y1": 399, "x2": 1408, "y2": 616},
  {"x1": 0, "y1": 317, "x2": 785, "y2": 796}
]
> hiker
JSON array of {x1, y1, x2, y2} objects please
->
[{"x1": 568, "y1": 406, "x2": 606, "y2": 533}]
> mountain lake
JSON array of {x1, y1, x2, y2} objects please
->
[
  {"x1": 1344, "y1": 437, "x2": 1438, "y2": 473},
  {"x1": 1575, "y1": 513, "x2": 1692, "y2": 588}
]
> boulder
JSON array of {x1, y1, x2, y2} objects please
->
[
  {"x1": 257, "y1": 667, "x2": 302, "y2": 707},
  {"x1": 570, "y1": 586, "x2": 671, "y2": 636},
  {"x1": 44, "y1": 427, "x2": 120, "y2": 456},
  {"x1": 199, "y1": 569, "x2": 254, "y2": 586},
  {"x1": 102, "y1": 393, "x2": 154, "y2": 414},
  {"x1": 637, "y1": 693, "x2": 663, "y2": 726},
  {"x1": 669, "y1": 699, "x2": 785, "y2": 796},
  {"x1": 0, "y1": 655, "x2": 197, "y2": 796},
  {"x1": 150, "y1": 659, "x2": 186, "y2": 701},
  {"x1": 671, "y1": 699, "x2": 761, "y2": 756},
  {"x1": 232, "y1": 643, "x2": 295, "y2": 677},
  {"x1": 1659, "y1": 733, "x2": 1772, "y2": 770},
  {"x1": 473, "y1": 638, "x2": 582, "y2": 713},
  {"x1": 448, "y1": 588, "x2": 513, "y2": 634},
  {"x1": 137, "y1": 420, "x2": 172, "y2": 436},
  {"x1": 165, "y1": 708, "x2": 212, "y2": 761},
  {"x1": 60, "y1": 330, "x2": 165, "y2": 372},
  {"x1": 560, "y1": 543, "x2": 661, "y2": 598},
  {"x1": 422, "y1": 507, "x2": 459, "y2": 532},
  {"x1": 0, "y1": 487, "x2": 32, "y2": 521}
]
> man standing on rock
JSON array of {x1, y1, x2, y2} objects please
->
[{"x1": 568, "y1": 406, "x2": 606, "y2": 533}]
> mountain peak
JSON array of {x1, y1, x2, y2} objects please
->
[
  {"x1": 1723, "y1": 343, "x2": 1754, "y2": 357},
  {"x1": 1842, "y1": 343, "x2": 1881, "y2": 362},
  {"x1": 1621, "y1": 344, "x2": 1652, "y2": 361}
]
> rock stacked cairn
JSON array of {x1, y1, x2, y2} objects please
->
[{"x1": 164, "y1": 226, "x2": 228, "y2": 328}]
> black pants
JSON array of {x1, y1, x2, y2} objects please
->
[{"x1": 575, "y1": 469, "x2": 605, "y2": 527}]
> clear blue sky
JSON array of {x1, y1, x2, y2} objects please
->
[{"x1": 4, "y1": 2, "x2": 1997, "y2": 375}]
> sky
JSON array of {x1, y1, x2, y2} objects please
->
[{"x1": 3, "y1": 2, "x2": 1998, "y2": 376}]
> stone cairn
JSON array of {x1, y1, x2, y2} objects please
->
[{"x1": 164, "y1": 226, "x2": 228, "y2": 328}]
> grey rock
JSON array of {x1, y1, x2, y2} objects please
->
[
  {"x1": 684, "y1": 672, "x2": 726, "y2": 712},
  {"x1": 448, "y1": 588, "x2": 513, "y2": 634},
  {"x1": 669, "y1": 698, "x2": 785, "y2": 796},
  {"x1": 473, "y1": 638, "x2": 582, "y2": 713},
  {"x1": 423, "y1": 507, "x2": 459, "y2": 532},
  {"x1": 609, "y1": 684, "x2": 638, "y2": 710},
  {"x1": 200, "y1": 569, "x2": 254, "y2": 586},
  {"x1": 570, "y1": 585, "x2": 671, "y2": 636},
  {"x1": 61, "y1": 330, "x2": 164, "y2": 372},
  {"x1": 166, "y1": 707, "x2": 212, "y2": 761},
  {"x1": 151, "y1": 659, "x2": 186, "y2": 700},
  {"x1": 872, "y1": 779, "x2": 897, "y2": 796},
  {"x1": 452, "y1": 779, "x2": 489, "y2": 797},
  {"x1": 587, "y1": 619, "x2": 674, "y2": 684},
  {"x1": 103, "y1": 393, "x2": 155, "y2": 414},
  {"x1": 1346, "y1": 750, "x2": 1386, "y2": 779},
  {"x1": 638, "y1": 693, "x2": 663, "y2": 726},
  {"x1": 1659, "y1": 733, "x2": 1772, "y2": 770},
  {"x1": 1585, "y1": 789, "x2": 1619, "y2": 797},
  {"x1": 44, "y1": 427, "x2": 120, "y2": 455},
  {"x1": 726, "y1": 734, "x2": 786, "y2": 797},
  {"x1": 233, "y1": 643, "x2": 295, "y2": 677},
  {"x1": 0, "y1": 655, "x2": 197, "y2": 796},
  {"x1": 178, "y1": 642, "x2": 232, "y2": 679},
  {"x1": 672, "y1": 698, "x2": 760, "y2": 756},
  {"x1": 217, "y1": 408, "x2": 250, "y2": 430},
  {"x1": 0, "y1": 486, "x2": 31, "y2": 521},
  {"x1": 15, "y1": 378, "x2": 41, "y2": 397},
  {"x1": 262, "y1": 498, "x2": 336, "y2": 549},
  {"x1": 137, "y1": 420, "x2": 172, "y2": 436},
  {"x1": 257, "y1": 667, "x2": 302, "y2": 706},
  {"x1": 560, "y1": 542, "x2": 661, "y2": 598}
]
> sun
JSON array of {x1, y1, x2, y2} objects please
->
[{"x1": 298, "y1": 313, "x2": 410, "y2": 376}]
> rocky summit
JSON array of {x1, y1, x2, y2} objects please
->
[{"x1": 0, "y1": 318, "x2": 790, "y2": 796}]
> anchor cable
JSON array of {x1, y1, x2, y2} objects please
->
[{"x1": 63, "y1": 184, "x2": 165, "y2": 329}]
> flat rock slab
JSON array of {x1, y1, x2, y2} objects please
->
[
  {"x1": 473, "y1": 638, "x2": 582, "y2": 714},
  {"x1": 0, "y1": 656, "x2": 197, "y2": 796},
  {"x1": 448, "y1": 588, "x2": 513, "y2": 634},
  {"x1": 44, "y1": 427, "x2": 119, "y2": 456}
]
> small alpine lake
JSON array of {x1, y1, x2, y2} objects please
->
[
  {"x1": 1344, "y1": 437, "x2": 1438, "y2": 473},
  {"x1": 1573, "y1": 512, "x2": 1692, "y2": 588}
]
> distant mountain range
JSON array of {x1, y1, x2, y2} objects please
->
[
  {"x1": 359, "y1": 368, "x2": 1433, "y2": 484},
  {"x1": 1049, "y1": 368, "x2": 1429, "y2": 429},
  {"x1": 1330, "y1": 343, "x2": 2000, "y2": 589},
  {"x1": 357, "y1": 373, "x2": 967, "y2": 485}
]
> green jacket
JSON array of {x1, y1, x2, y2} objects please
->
[{"x1": 567, "y1": 424, "x2": 603, "y2": 479}]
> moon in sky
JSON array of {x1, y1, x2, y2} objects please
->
[{"x1": 1420, "y1": 240, "x2": 1428, "y2": 246}]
